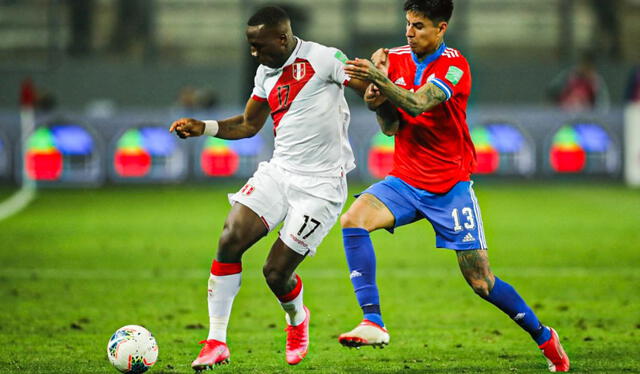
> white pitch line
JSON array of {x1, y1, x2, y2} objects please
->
[
  {"x1": 0, "y1": 184, "x2": 36, "y2": 221},
  {"x1": 0, "y1": 105, "x2": 37, "y2": 222}
]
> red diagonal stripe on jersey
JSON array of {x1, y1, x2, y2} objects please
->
[{"x1": 268, "y1": 58, "x2": 315, "y2": 135}]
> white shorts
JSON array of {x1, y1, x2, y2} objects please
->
[{"x1": 228, "y1": 161, "x2": 347, "y2": 256}]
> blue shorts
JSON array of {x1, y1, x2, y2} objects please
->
[{"x1": 359, "y1": 176, "x2": 488, "y2": 250}]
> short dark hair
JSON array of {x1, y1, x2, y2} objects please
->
[
  {"x1": 403, "y1": 0, "x2": 453, "y2": 24},
  {"x1": 248, "y1": 6, "x2": 290, "y2": 27}
]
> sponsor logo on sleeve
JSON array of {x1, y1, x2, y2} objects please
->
[
  {"x1": 445, "y1": 66, "x2": 464, "y2": 85},
  {"x1": 334, "y1": 50, "x2": 348, "y2": 64}
]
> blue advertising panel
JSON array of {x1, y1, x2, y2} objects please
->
[
  {"x1": 547, "y1": 122, "x2": 619, "y2": 174},
  {"x1": 23, "y1": 123, "x2": 103, "y2": 185},
  {"x1": 195, "y1": 134, "x2": 266, "y2": 179},
  {"x1": 469, "y1": 122, "x2": 535, "y2": 176},
  {"x1": 110, "y1": 125, "x2": 188, "y2": 182},
  {"x1": 0, "y1": 134, "x2": 9, "y2": 180}
]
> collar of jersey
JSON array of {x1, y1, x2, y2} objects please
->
[
  {"x1": 264, "y1": 37, "x2": 302, "y2": 75},
  {"x1": 411, "y1": 42, "x2": 446, "y2": 86}
]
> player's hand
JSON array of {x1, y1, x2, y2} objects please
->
[
  {"x1": 364, "y1": 84, "x2": 387, "y2": 111},
  {"x1": 345, "y1": 58, "x2": 385, "y2": 84},
  {"x1": 169, "y1": 118, "x2": 205, "y2": 138},
  {"x1": 371, "y1": 48, "x2": 389, "y2": 76}
]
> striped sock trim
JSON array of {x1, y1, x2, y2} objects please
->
[
  {"x1": 277, "y1": 274, "x2": 302, "y2": 303},
  {"x1": 210, "y1": 260, "x2": 242, "y2": 276}
]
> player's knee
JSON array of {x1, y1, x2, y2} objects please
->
[
  {"x1": 469, "y1": 279, "x2": 491, "y2": 298},
  {"x1": 340, "y1": 211, "x2": 366, "y2": 229}
]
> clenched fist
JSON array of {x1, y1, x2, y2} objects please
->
[{"x1": 169, "y1": 118, "x2": 205, "y2": 138}]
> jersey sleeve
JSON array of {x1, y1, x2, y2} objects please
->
[
  {"x1": 250, "y1": 67, "x2": 268, "y2": 102},
  {"x1": 428, "y1": 55, "x2": 471, "y2": 101},
  {"x1": 327, "y1": 48, "x2": 351, "y2": 86},
  {"x1": 387, "y1": 52, "x2": 400, "y2": 85}
]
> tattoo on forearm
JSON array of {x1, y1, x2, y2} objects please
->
[
  {"x1": 374, "y1": 76, "x2": 447, "y2": 117},
  {"x1": 424, "y1": 84, "x2": 447, "y2": 106}
]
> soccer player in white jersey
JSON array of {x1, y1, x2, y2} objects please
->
[{"x1": 169, "y1": 6, "x2": 369, "y2": 370}]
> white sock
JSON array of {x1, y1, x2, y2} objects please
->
[
  {"x1": 281, "y1": 286, "x2": 306, "y2": 326},
  {"x1": 207, "y1": 272, "x2": 241, "y2": 342}
]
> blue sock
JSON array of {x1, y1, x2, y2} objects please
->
[
  {"x1": 363, "y1": 304, "x2": 384, "y2": 327},
  {"x1": 483, "y1": 277, "x2": 551, "y2": 345},
  {"x1": 342, "y1": 228, "x2": 384, "y2": 327}
]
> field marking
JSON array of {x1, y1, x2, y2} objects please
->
[
  {"x1": 0, "y1": 106, "x2": 37, "y2": 222},
  {"x1": 0, "y1": 267, "x2": 637, "y2": 281},
  {"x1": 0, "y1": 184, "x2": 36, "y2": 222}
]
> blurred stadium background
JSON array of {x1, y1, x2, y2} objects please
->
[
  {"x1": 1, "y1": 1, "x2": 640, "y2": 373},
  {"x1": 0, "y1": 0, "x2": 639, "y2": 187}
]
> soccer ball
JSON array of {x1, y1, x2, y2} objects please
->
[{"x1": 107, "y1": 325, "x2": 158, "y2": 373}]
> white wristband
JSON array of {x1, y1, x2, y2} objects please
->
[{"x1": 203, "y1": 120, "x2": 219, "y2": 137}]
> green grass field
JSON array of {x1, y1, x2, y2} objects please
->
[{"x1": 1, "y1": 182, "x2": 639, "y2": 373}]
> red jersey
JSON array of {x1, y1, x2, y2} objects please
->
[{"x1": 386, "y1": 43, "x2": 476, "y2": 194}]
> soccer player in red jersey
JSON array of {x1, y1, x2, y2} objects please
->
[{"x1": 337, "y1": 0, "x2": 570, "y2": 371}]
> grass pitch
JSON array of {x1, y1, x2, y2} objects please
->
[{"x1": 0, "y1": 182, "x2": 639, "y2": 373}]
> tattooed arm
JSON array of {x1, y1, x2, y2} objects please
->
[
  {"x1": 345, "y1": 58, "x2": 447, "y2": 117},
  {"x1": 379, "y1": 81, "x2": 447, "y2": 117},
  {"x1": 364, "y1": 84, "x2": 400, "y2": 136}
]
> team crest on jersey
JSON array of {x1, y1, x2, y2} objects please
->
[{"x1": 292, "y1": 62, "x2": 306, "y2": 81}]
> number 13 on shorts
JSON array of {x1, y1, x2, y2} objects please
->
[{"x1": 451, "y1": 207, "x2": 475, "y2": 232}]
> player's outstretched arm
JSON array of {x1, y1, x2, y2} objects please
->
[
  {"x1": 375, "y1": 100, "x2": 399, "y2": 136},
  {"x1": 365, "y1": 84, "x2": 399, "y2": 136},
  {"x1": 169, "y1": 98, "x2": 271, "y2": 140},
  {"x1": 345, "y1": 58, "x2": 446, "y2": 117},
  {"x1": 345, "y1": 78, "x2": 370, "y2": 97}
]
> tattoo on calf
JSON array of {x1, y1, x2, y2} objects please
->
[{"x1": 457, "y1": 250, "x2": 494, "y2": 290}]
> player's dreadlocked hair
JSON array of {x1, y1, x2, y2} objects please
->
[
  {"x1": 403, "y1": 0, "x2": 454, "y2": 24},
  {"x1": 247, "y1": 6, "x2": 290, "y2": 27}
]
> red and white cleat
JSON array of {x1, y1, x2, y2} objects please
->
[
  {"x1": 539, "y1": 328, "x2": 570, "y2": 372},
  {"x1": 338, "y1": 320, "x2": 390, "y2": 348},
  {"x1": 285, "y1": 306, "x2": 310, "y2": 365},
  {"x1": 191, "y1": 339, "x2": 230, "y2": 371}
]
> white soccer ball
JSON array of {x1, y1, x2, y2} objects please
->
[{"x1": 107, "y1": 325, "x2": 159, "y2": 373}]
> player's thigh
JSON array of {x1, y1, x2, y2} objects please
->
[
  {"x1": 341, "y1": 193, "x2": 395, "y2": 231},
  {"x1": 280, "y1": 177, "x2": 347, "y2": 257},
  {"x1": 421, "y1": 181, "x2": 487, "y2": 250},
  {"x1": 345, "y1": 177, "x2": 422, "y2": 232},
  {"x1": 228, "y1": 162, "x2": 288, "y2": 233}
]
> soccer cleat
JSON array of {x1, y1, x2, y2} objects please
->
[
  {"x1": 338, "y1": 320, "x2": 390, "y2": 348},
  {"x1": 538, "y1": 327, "x2": 570, "y2": 372},
  {"x1": 191, "y1": 339, "x2": 230, "y2": 371},
  {"x1": 284, "y1": 306, "x2": 310, "y2": 365}
]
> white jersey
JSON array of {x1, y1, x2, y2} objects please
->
[{"x1": 251, "y1": 38, "x2": 355, "y2": 177}]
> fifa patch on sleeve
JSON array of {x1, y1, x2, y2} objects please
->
[
  {"x1": 445, "y1": 66, "x2": 464, "y2": 85},
  {"x1": 334, "y1": 50, "x2": 348, "y2": 64}
]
